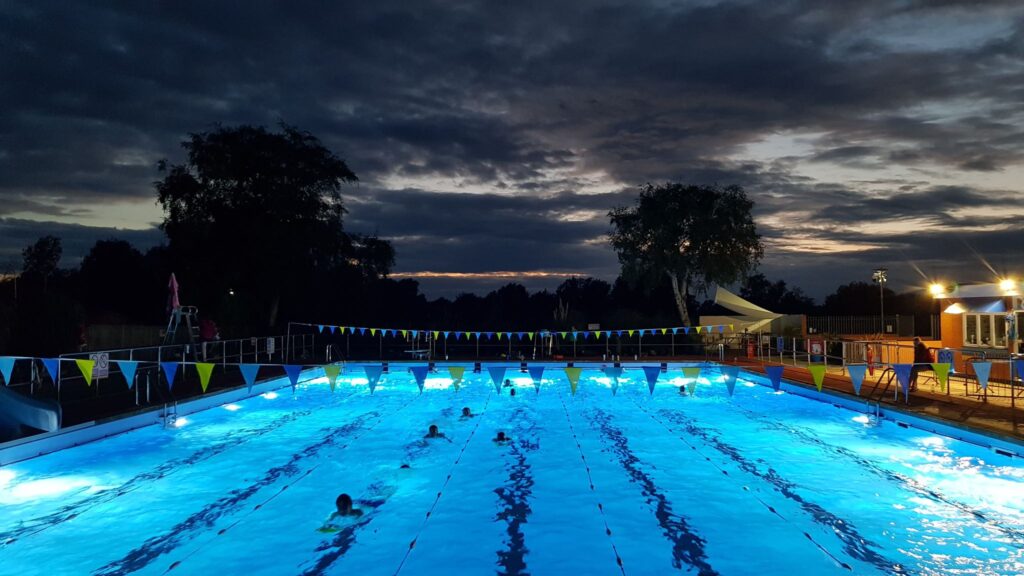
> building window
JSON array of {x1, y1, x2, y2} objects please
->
[{"x1": 963, "y1": 313, "x2": 1009, "y2": 348}]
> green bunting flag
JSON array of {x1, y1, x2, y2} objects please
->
[
  {"x1": 76, "y1": 359, "x2": 96, "y2": 386},
  {"x1": 682, "y1": 366, "x2": 701, "y2": 396},
  {"x1": 564, "y1": 367, "x2": 582, "y2": 395},
  {"x1": 931, "y1": 362, "x2": 950, "y2": 392},
  {"x1": 370, "y1": 328, "x2": 377, "y2": 336},
  {"x1": 808, "y1": 364, "x2": 827, "y2": 391},
  {"x1": 695, "y1": 326, "x2": 703, "y2": 334},
  {"x1": 448, "y1": 366, "x2": 465, "y2": 391},
  {"x1": 196, "y1": 362, "x2": 215, "y2": 393},
  {"x1": 627, "y1": 330, "x2": 634, "y2": 337},
  {"x1": 324, "y1": 364, "x2": 342, "y2": 392}
]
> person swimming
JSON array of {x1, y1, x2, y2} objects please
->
[
  {"x1": 493, "y1": 431, "x2": 510, "y2": 444},
  {"x1": 503, "y1": 379, "x2": 512, "y2": 387},
  {"x1": 425, "y1": 424, "x2": 446, "y2": 439},
  {"x1": 333, "y1": 493, "x2": 363, "y2": 518},
  {"x1": 461, "y1": 406, "x2": 474, "y2": 418},
  {"x1": 510, "y1": 388, "x2": 516, "y2": 396},
  {"x1": 678, "y1": 384, "x2": 688, "y2": 396}
]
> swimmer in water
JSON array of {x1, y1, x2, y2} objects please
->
[
  {"x1": 678, "y1": 384, "x2": 687, "y2": 396},
  {"x1": 461, "y1": 406, "x2": 474, "y2": 419},
  {"x1": 503, "y1": 379, "x2": 512, "y2": 388},
  {"x1": 510, "y1": 387, "x2": 516, "y2": 396},
  {"x1": 493, "y1": 431, "x2": 510, "y2": 444},
  {"x1": 332, "y1": 493, "x2": 363, "y2": 518},
  {"x1": 425, "y1": 424, "x2": 447, "y2": 439}
]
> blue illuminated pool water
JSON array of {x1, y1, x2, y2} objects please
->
[{"x1": 1, "y1": 364, "x2": 1023, "y2": 575}]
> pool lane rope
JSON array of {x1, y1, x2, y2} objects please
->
[
  {"x1": 161, "y1": 390, "x2": 424, "y2": 575},
  {"x1": 2, "y1": 383, "x2": 369, "y2": 548},
  {"x1": 392, "y1": 390, "x2": 495, "y2": 575},
  {"x1": 556, "y1": 390, "x2": 628, "y2": 576},
  {"x1": 627, "y1": 394, "x2": 853, "y2": 572}
]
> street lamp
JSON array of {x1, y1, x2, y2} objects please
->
[{"x1": 872, "y1": 268, "x2": 888, "y2": 335}]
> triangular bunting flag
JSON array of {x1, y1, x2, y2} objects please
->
[
  {"x1": 718, "y1": 325, "x2": 725, "y2": 333},
  {"x1": 284, "y1": 365, "x2": 302, "y2": 393},
  {"x1": 595, "y1": 331, "x2": 602, "y2": 340},
  {"x1": 160, "y1": 361, "x2": 179, "y2": 391},
  {"x1": 682, "y1": 366, "x2": 701, "y2": 396},
  {"x1": 433, "y1": 331, "x2": 440, "y2": 339},
  {"x1": 370, "y1": 328, "x2": 377, "y2": 336},
  {"x1": 695, "y1": 326, "x2": 703, "y2": 334},
  {"x1": 627, "y1": 330, "x2": 635, "y2": 337},
  {"x1": 661, "y1": 328, "x2": 667, "y2": 335},
  {"x1": 318, "y1": 324, "x2": 325, "y2": 333},
  {"x1": 603, "y1": 366, "x2": 622, "y2": 395},
  {"x1": 117, "y1": 360, "x2": 139, "y2": 389},
  {"x1": 364, "y1": 364, "x2": 384, "y2": 393},
  {"x1": 847, "y1": 364, "x2": 867, "y2": 396},
  {"x1": 196, "y1": 363, "x2": 215, "y2": 393},
  {"x1": 642, "y1": 365, "x2": 661, "y2": 395},
  {"x1": 764, "y1": 365, "x2": 784, "y2": 392},
  {"x1": 240, "y1": 364, "x2": 260, "y2": 392},
  {"x1": 329, "y1": 325, "x2": 336, "y2": 334},
  {"x1": 893, "y1": 364, "x2": 913, "y2": 398},
  {"x1": 528, "y1": 332, "x2": 535, "y2": 340},
  {"x1": 930, "y1": 363, "x2": 950, "y2": 393},
  {"x1": 683, "y1": 327, "x2": 690, "y2": 334},
  {"x1": 41, "y1": 358, "x2": 60, "y2": 383},
  {"x1": 411, "y1": 365, "x2": 429, "y2": 393},
  {"x1": 77, "y1": 359, "x2": 96, "y2": 387},
  {"x1": 528, "y1": 366, "x2": 545, "y2": 392},
  {"x1": 565, "y1": 367, "x2": 583, "y2": 395},
  {"x1": 401, "y1": 330, "x2": 408, "y2": 338},
  {"x1": 0, "y1": 357, "x2": 15, "y2": 385},
  {"x1": 973, "y1": 361, "x2": 992, "y2": 390},
  {"x1": 324, "y1": 364, "x2": 342, "y2": 392},
  {"x1": 487, "y1": 366, "x2": 507, "y2": 393},
  {"x1": 448, "y1": 366, "x2": 465, "y2": 391},
  {"x1": 721, "y1": 365, "x2": 739, "y2": 396},
  {"x1": 808, "y1": 364, "x2": 827, "y2": 392}
]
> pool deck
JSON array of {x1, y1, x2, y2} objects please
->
[{"x1": 722, "y1": 357, "x2": 1024, "y2": 443}]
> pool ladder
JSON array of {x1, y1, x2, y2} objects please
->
[{"x1": 161, "y1": 402, "x2": 180, "y2": 428}]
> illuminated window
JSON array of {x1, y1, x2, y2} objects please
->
[
  {"x1": 965, "y1": 315, "x2": 978, "y2": 345},
  {"x1": 994, "y1": 315, "x2": 1007, "y2": 347},
  {"x1": 963, "y1": 313, "x2": 1009, "y2": 348},
  {"x1": 981, "y1": 316, "x2": 992, "y2": 345}
]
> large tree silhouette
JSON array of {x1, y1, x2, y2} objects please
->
[
  {"x1": 609, "y1": 183, "x2": 763, "y2": 326},
  {"x1": 155, "y1": 124, "x2": 379, "y2": 328}
]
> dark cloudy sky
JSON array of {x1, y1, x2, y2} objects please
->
[{"x1": 3, "y1": 0, "x2": 1024, "y2": 299}]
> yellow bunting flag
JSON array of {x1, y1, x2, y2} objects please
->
[
  {"x1": 595, "y1": 331, "x2": 602, "y2": 340},
  {"x1": 324, "y1": 364, "x2": 342, "y2": 392},
  {"x1": 196, "y1": 362, "x2": 215, "y2": 393},
  {"x1": 628, "y1": 330, "x2": 635, "y2": 337},
  {"x1": 465, "y1": 332, "x2": 471, "y2": 340},
  {"x1": 433, "y1": 331, "x2": 439, "y2": 339},
  {"x1": 497, "y1": 332, "x2": 504, "y2": 340},
  {"x1": 808, "y1": 364, "x2": 827, "y2": 391},
  {"x1": 528, "y1": 332, "x2": 534, "y2": 340},
  {"x1": 448, "y1": 366, "x2": 465, "y2": 391},
  {"x1": 661, "y1": 328, "x2": 667, "y2": 335},
  {"x1": 370, "y1": 328, "x2": 377, "y2": 336},
  {"x1": 401, "y1": 330, "x2": 408, "y2": 338},
  {"x1": 729, "y1": 324, "x2": 734, "y2": 331},
  {"x1": 340, "y1": 327, "x2": 347, "y2": 334},
  {"x1": 931, "y1": 362, "x2": 951, "y2": 392},
  {"x1": 564, "y1": 367, "x2": 583, "y2": 395},
  {"x1": 682, "y1": 366, "x2": 701, "y2": 396},
  {"x1": 695, "y1": 326, "x2": 703, "y2": 334},
  {"x1": 76, "y1": 359, "x2": 95, "y2": 386}
]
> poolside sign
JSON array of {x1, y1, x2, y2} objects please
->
[
  {"x1": 847, "y1": 364, "x2": 867, "y2": 395},
  {"x1": 642, "y1": 365, "x2": 661, "y2": 394},
  {"x1": 89, "y1": 352, "x2": 109, "y2": 379}
]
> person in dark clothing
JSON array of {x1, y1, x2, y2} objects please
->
[{"x1": 910, "y1": 337, "x2": 933, "y2": 392}]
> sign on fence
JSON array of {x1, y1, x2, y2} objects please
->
[
  {"x1": 266, "y1": 337, "x2": 276, "y2": 355},
  {"x1": 89, "y1": 352, "x2": 109, "y2": 379}
]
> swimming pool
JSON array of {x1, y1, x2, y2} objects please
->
[{"x1": 1, "y1": 363, "x2": 1022, "y2": 575}]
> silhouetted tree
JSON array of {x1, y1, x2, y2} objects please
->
[
  {"x1": 823, "y1": 282, "x2": 896, "y2": 315},
  {"x1": 22, "y1": 235, "x2": 62, "y2": 292},
  {"x1": 155, "y1": 123, "x2": 381, "y2": 329},
  {"x1": 609, "y1": 183, "x2": 763, "y2": 325},
  {"x1": 740, "y1": 273, "x2": 816, "y2": 314}
]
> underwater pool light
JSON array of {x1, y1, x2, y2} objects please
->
[
  {"x1": 262, "y1": 392, "x2": 279, "y2": 400},
  {"x1": 223, "y1": 404, "x2": 241, "y2": 411}
]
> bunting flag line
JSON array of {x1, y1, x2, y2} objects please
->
[
  {"x1": 642, "y1": 365, "x2": 661, "y2": 395},
  {"x1": 240, "y1": 364, "x2": 260, "y2": 392},
  {"x1": 682, "y1": 366, "x2": 701, "y2": 396},
  {"x1": 603, "y1": 366, "x2": 623, "y2": 395},
  {"x1": 808, "y1": 364, "x2": 827, "y2": 392},
  {"x1": 41, "y1": 358, "x2": 60, "y2": 383},
  {"x1": 284, "y1": 365, "x2": 303, "y2": 393},
  {"x1": 892, "y1": 364, "x2": 913, "y2": 399},
  {"x1": 324, "y1": 364, "x2": 342, "y2": 392},
  {"x1": 528, "y1": 366, "x2": 545, "y2": 393},
  {"x1": 77, "y1": 359, "x2": 96, "y2": 387},
  {"x1": 973, "y1": 361, "x2": 992, "y2": 390},
  {"x1": 117, "y1": 360, "x2": 139, "y2": 389},
  {"x1": 448, "y1": 366, "x2": 465, "y2": 391},
  {"x1": 0, "y1": 357, "x2": 15, "y2": 385},
  {"x1": 364, "y1": 365, "x2": 384, "y2": 393},
  {"x1": 721, "y1": 365, "x2": 739, "y2": 396},
  {"x1": 847, "y1": 364, "x2": 867, "y2": 396},
  {"x1": 764, "y1": 365, "x2": 784, "y2": 392},
  {"x1": 930, "y1": 362, "x2": 950, "y2": 393},
  {"x1": 196, "y1": 363, "x2": 215, "y2": 393},
  {"x1": 410, "y1": 365, "x2": 429, "y2": 393},
  {"x1": 565, "y1": 367, "x2": 582, "y2": 395},
  {"x1": 487, "y1": 366, "x2": 507, "y2": 394}
]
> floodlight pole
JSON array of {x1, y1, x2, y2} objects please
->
[{"x1": 872, "y1": 268, "x2": 888, "y2": 336}]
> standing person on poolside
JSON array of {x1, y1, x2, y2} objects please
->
[{"x1": 910, "y1": 337, "x2": 933, "y2": 392}]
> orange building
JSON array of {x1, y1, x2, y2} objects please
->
[{"x1": 932, "y1": 281, "x2": 1022, "y2": 379}]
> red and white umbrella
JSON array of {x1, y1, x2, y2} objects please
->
[{"x1": 167, "y1": 273, "x2": 181, "y2": 313}]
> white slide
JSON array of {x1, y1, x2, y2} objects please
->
[{"x1": 0, "y1": 385, "x2": 61, "y2": 442}]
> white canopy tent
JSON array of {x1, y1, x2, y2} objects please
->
[{"x1": 699, "y1": 286, "x2": 782, "y2": 333}]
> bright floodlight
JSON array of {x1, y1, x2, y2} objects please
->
[
  {"x1": 999, "y1": 278, "x2": 1018, "y2": 294},
  {"x1": 929, "y1": 283, "x2": 946, "y2": 297}
]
